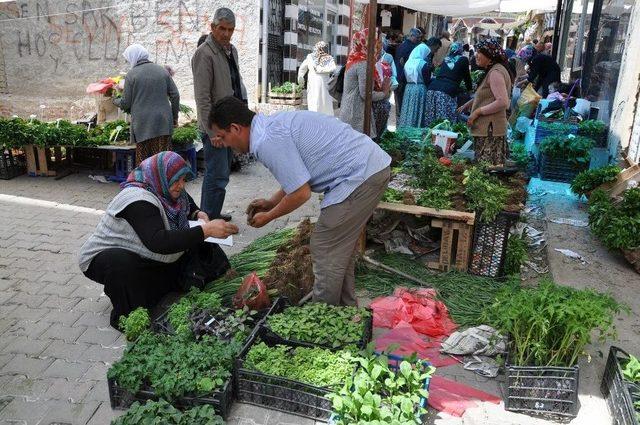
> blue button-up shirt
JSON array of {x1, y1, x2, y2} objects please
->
[{"x1": 250, "y1": 111, "x2": 391, "y2": 209}]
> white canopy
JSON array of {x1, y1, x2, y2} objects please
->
[{"x1": 355, "y1": 0, "x2": 558, "y2": 16}]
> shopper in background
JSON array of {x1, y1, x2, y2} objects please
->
[
  {"x1": 398, "y1": 42, "x2": 433, "y2": 128},
  {"x1": 394, "y1": 27, "x2": 422, "y2": 118},
  {"x1": 298, "y1": 41, "x2": 337, "y2": 116},
  {"x1": 339, "y1": 29, "x2": 391, "y2": 138},
  {"x1": 424, "y1": 42, "x2": 471, "y2": 126},
  {"x1": 458, "y1": 38, "x2": 514, "y2": 165},
  {"x1": 192, "y1": 7, "x2": 246, "y2": 222},
  {"x1": 372, "y1": 37, "x2": 398, "y2": 139},
  {"x1": 432, "y1": 31, "x2": 452, "y2": 67},
  {"x1": 114, "y1": 44, "x2": 180, "y2": 165},
  {"x1": 518, "y1": 44, "x2": 561, "y2": 98}
]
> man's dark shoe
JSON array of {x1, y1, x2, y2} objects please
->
[{"x1": 217, "y1": 213, "x2": 232, "y2": 222}]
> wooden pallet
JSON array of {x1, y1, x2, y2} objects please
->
[
  {"x1": 374, "y1": 202, "x2": 476, "y2": 272},
  {"x1": 24, "y1": 144, "x2": 71, "y2": 177}
]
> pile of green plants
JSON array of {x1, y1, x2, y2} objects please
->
[
  {"x1": 111, "y1": 399, "x2": 223, "y2": 425},
  {"x1": 503, "y1": 234, "x2": 528, "y2": 276},
  {"x1": 578, "y1": 119, "x2": 607, "y2": 139},
  {"x1": 328, "y1": 348, "x2": 435, "y2": 424},
  {"x1": 108, "y1": 331, "x2": 241, "y2": 400},
  {"x1": 266, "y1": 303, "x2": 371, "y2": 348},
  {"x1": 270, "y1": 82, "x2": 301, "y2": 94},
  {"x1": 539, "y1": 134, "x2": 594, "y2": 166},
  {"x1": 88, "y1": 120, "x2": 130, "y2": 145},
  {"x1": 588, "y1": 188, "x2": 640, "y2": 251},
  {"x1": 463, "y1": 166, "x2": 511, "y2": 222},
  {"x1": 482, "y1": 278, "x2": 622, "y2": 367},
  {"x1": 167, "y1": 288, "x2": 256, "y2": 341},
  {"x1": 382, "y1": 187, "x2": 405, "y2": 203},
  {"x1": 205, "y1": 228, "x2": 295, "y2": 301},
  {"x1": 378, "y1": 130, "x2": 425, "y2": 166},
  {"x1": 118, "y1": 307, "x2": 150, "y2": 342},
  {"x1": 244, "y1": 342, "x2": 355, "y2": 388},
  {"x1": 356, "y1": 253, "x2": 517, "y2": 327},
  {"x1": 570, "y1": 165, "x2": 622, "y2": 197},
  {"x1": 412, "y1": 146, "x2": 457, "y2": 210},
  {"x1": 172, "y1": 124, "x2": 199, "y2": 146},
  {"x1": 509, "y1": 142, "x2": 531, "y2": 170},
  {"x1": 537, "y1": 121, "x2": 577, "y2": 134}
]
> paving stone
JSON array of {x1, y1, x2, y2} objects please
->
[
  {"x1": 80, "y1": 363, "x2": 110, "y2": 382},
  {"x1": 41, "y1": 400, "x2": 101, "y2": 425},
  {"x1": 73, "y1": 312, "x2": 110, "y2": 328},
  {"x1": 0, "y1": 318, "x2": 17, "y2": 336},
  {"x1": 2, "y1": 336, "x2": 52, "y2": 357},
  {"x1": 85, "y1": 401, "x2": 123, "y2": 425},
  {"x1": 41, "y1": 359, "x2": 91, "y2": 380},
  {"x1": 38, "y1": 296, "x2": 82, "y2": 311},
  {"x1": 8, "y1": 280, "x2": 48, "y2": 296},
  {"x1": 0, "y1": 278, "x2": 19, "y2": 292},
  {"x1": 9, "y1": 306, "x2": 49, "y2": 322},
  {"x1": 41, "y1": 309, "x2": 84, "y2": 326},
  {"x1": 72, "y1": 298, "x2": 111, "y2": 314},
  {"x1": 5, "y1": 293, "x2": 48, "y2": 309},
  {"x1": 0, "y1": 397, "x2": 50, "y2": 424},
  {"x1": 1, "y1": 355, "x2": 55, "y2": 378},
  {"x1": 39, "y1": 282, "x2": 78, "y2": 297},
  {"x1": 82, "y1": 345, "x2": 123, "y2": 364},
  {"x1": 39, "y1": 324, "x2": 87, "y2": 343},
  {"x1": 77, "y1": 328, "x2": 119, "y2": 347},
  {"x1": 40, "y1": 340, "x2": 90, "y2": 363},
  {"x1": 68, "y1": 285, "x2": 102, "y2": 300},
  {"x1": 0, "y1": 289, "x2": 17, "y2": 305},
  {"x1": 83, "y1": 381, "x2": 110, "y2": 403},
  {"x1": 0, "y1": 375, "x2": 52, "y2": 399},
  {"x1": 42, "y1": 378, "x2": 95, "y2": 403}
]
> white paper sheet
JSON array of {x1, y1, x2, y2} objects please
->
[{"x1": 188, "y1": 220, "x2": 233, "y2": 246}]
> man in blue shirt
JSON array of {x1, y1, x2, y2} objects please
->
[
  {"x1": 207, "y1": 96, "x2": 391, "y2": 306},
  {"x1": 394, "y1": 27, "x2": 422, "y2": 118}
]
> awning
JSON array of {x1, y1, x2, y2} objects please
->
[{"x1": 354, "y1": 0, "x2": 558, "y2": 16}]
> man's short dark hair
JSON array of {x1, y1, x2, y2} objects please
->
[{"x1": 208, "y1": 96, "x2": 255, "y2": 130}]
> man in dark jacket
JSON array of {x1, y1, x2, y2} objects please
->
[
  {"x1": 192, "y1": 8, "x2": 246, "y2": 222},
  {"x1": 394, "y1": 27, "x2": 422, "y2": 117}
]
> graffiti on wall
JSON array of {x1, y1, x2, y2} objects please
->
[{"x1": 3, "y1": 0, "x2": 249, "y2": 74}]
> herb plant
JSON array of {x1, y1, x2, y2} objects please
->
[
  {"x1": 483, "y1": 278, "x2": 622, "y2": 367},
  {"x1": 245, "y1": 342, "x2": 355, "y2": 388},
  {"x1": 570, "y1": 165, "x2": 621, "y2": 197},
  {"x1": 589, "y1": 188, "x2": 640, "y2": 250},
  {"x1": 382, "y1": 187, "x2": 404, "y2": 203},
  {"x1": 267, "y1": 303, "x2": 370, "y2": 348},
  {"x1": 167, "y1": 289, "x2": 223, "y2": 339},
  {"x1": 327, "y1": 347, "x2": 435, "y2": 424},
  {"x1": 578, "y1": 120, "x2": 607, "y2": 139},
  {"x1": 118, "y1": 307, "x2": 150, "y2": 342},
  {"x1": 112, "y1": 399, "x2": 223, "y2": 425},
  {"x1": 412, "y1": 147, "x2": 457, "y2": 209},
  {"x1": 509, "y1": 142, "x2": 531, "y2": 170},
  {"x1": 172, "y1": 125, "x2": 199, "y2": 146},
  {"x1": 503, "y1": 234, "x2": 528, "y2": 276},
  {"x1": 462, "y1": 166, "x2": 511, "y2": 222},
  {"x1": 107, "y1": 332, "x2": 240, "y2": 400},
  {"x1": 539, "y1": 134, "x2": 594, "y2": 166},
  {"x1": 623, "y1": 354, "x2": 640, "y2": 383},
  {"x1": 270, "y1": 82, "x2": 301, "y2": 94}
]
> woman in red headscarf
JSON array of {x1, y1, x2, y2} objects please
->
[{"x1": 338, "y1": 29, "x2": 392, "y2": 138}]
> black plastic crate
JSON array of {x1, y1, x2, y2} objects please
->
[
  {"x1": 0, "y1": 149, "x2": 26, "y2": 180},
  {"x1": 469, "y1": 211, "x2": 519, "y2": 278},
  {"x1": 234, "y1": 326, "x2": 340, "y2": 421},
  {"x1": 505, "y1": 363, "x2": 579, "y2": 421},
  {"x1": 107, "y1": 375, "x2": 234, "y2": 419},
  {"x1": 260, "y1": 297, "x2": 373, "y2": 350},
  {"x1": 539, "y1": 154, "x2": 589, "y2": 183},
  {"x1": 601, "y1": 346, "x2": 640, "y2": 425},
  {"x1": 71, "y1": 147, "x2": 113, "y2": 170}
]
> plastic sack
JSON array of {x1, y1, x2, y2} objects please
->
[
  {"x1": 516, "y1": 83, "x2": 542, "y2": 118},
  {"x1": 370, "y1": 287, "x2": 457, "y2": 338},
  {"x1": 232, "y1": 272, "x2": 270, "y2": 310}
]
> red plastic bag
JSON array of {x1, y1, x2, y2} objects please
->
[
  {"x1": 232, "y1": 272, "x2": 270, "y2": 310},
  {"x1": 370, "y1": 287, "x2": 457, "y2": 338}
]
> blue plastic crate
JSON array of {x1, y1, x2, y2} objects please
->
[{"x1": 107, "y1": 149, "x2": 135, "y2": 183}]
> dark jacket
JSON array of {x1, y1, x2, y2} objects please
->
[
  {"x1": 528, "y1": 54, "x2": 561, "y2": 97},
  {"x1": 395, "y1": 39, "x2": 420, "y2": 83},
  {"x1": 114, "y1": 60, "x2": 179, "y2": 143},
  {"x1": 428, "y1": 56, "x2": 472, "y2": 97}
]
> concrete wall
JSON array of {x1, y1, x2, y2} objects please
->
[
  {"x1": 0, "y1": 0, "x2": 260, "y2": 120},
  {"x1": 609, "y1": 0, "x2": 640, "y2": 161}
]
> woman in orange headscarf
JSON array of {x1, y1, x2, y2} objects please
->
[{"x1": 338, "y1": 29, "x2": 391, "y2": 138}]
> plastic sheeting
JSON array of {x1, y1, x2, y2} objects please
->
[
  {"x1": 370, "y1": 287, "x2": 458, "y2": 338},
  {"x1": 428, "y1": 376, "x2": 502, "y2": 417}
]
